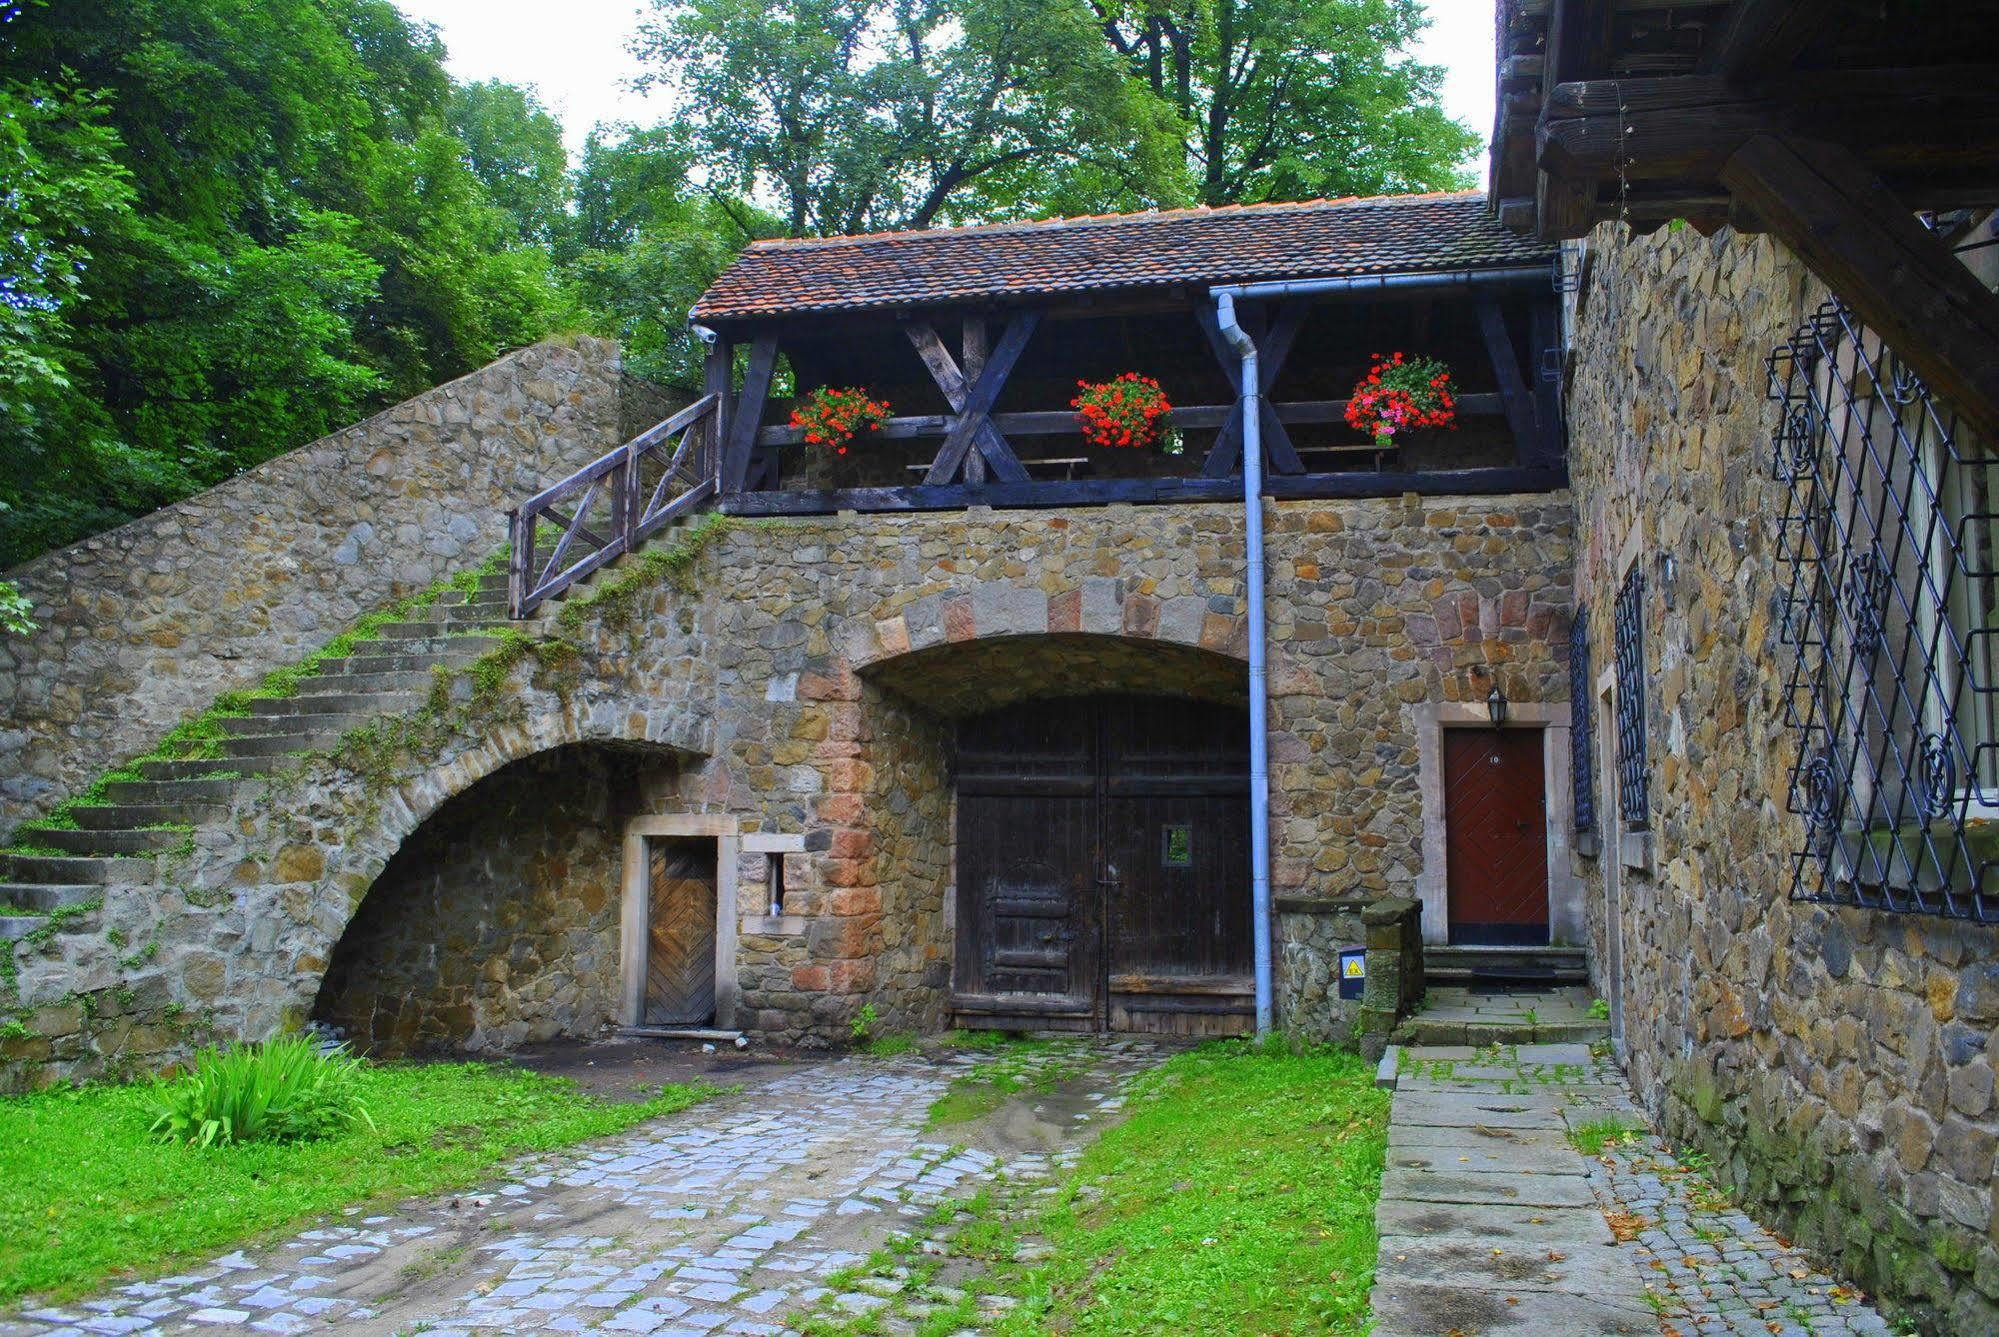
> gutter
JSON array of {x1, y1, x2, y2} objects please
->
[{"x1": 1208, "y1": 261, "x2": 1557, "y2": 1039}]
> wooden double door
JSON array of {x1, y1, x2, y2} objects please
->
[{"x1": 952, "y1": 697, "x2": 1253, "y2": 1036}]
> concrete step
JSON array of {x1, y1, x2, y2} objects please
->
[
  {"x1": 28, "y1": 827, "x2": 186, "y2": 856},
  {"x1": 0, "y1": 882, "x2": 103, "y2": 911},
  {"x1": 293, "y1": 670, "x2": 439, "y2": 696},
  {"x1": 246, "y1": 692, "x2": 420, "y2": 718},
  {"x1": 102, "y1": 777, "x2": 242, "y2": 805},
  {"x1": 1424, "y1": 946, "x2": 1589, "y2": 986},
  {"x1": 1393, "y1": 1016, "x2": 1610, "y2": 1046},
  {"x1": 136, "y1": 756, "x2": 292, "y2": 780},
  {"x1": 68, "y1": 802, "x2": 227, "y2": 829},
  {"x1": 0, "y1": 852, "x2": 152, "y2": 886}
]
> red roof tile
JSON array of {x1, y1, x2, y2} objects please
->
[{"x1": 691, "y1": 191, "x2": 1554, "y2": 323}]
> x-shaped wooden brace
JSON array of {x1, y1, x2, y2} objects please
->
[
  {"x1": 1195, "y1": 301, "x2": 1307, "y2": 478},
  {"x1": 908, "y1": 313, "x2": 1038, "y2": 485}
]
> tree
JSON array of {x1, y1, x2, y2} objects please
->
[
  {"x1": 449, "y1": 79, "x2": 570, "y2": 248},
  {"x1": 0, "y1": 0, "x2": 566, "y2": 560},
  {"x1": 564, "y1": 125, "x2": 772, "y2": 388},
  {"x1": 1093, "y1": 0, "x2": 1478, "y2": 204},
  {"x1": 632, "y1": 0, "x2": 1188, "y2": 237}
]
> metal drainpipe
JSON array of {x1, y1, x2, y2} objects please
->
[
  {"x1": 1213, "y1": 291, "x2": 1275, "y2": 1038},
  {"x1": 1209, "y1": 262, "x2": 1557, "y2": 1038}
]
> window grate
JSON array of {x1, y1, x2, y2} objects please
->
[
  {"x1": 1769, "y1": 300, "x2": 1999, "y2": 921},
  {"x1": 1570, "y1": 616, "x2": 1596, "y2": 832},
  {"x1": 1613, "y1": 567, "x2": 1649, "y2": 828}
]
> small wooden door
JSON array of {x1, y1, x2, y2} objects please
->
[
  {"x1": 645, "y1": 838, "x2": 717, "y2": 1026},
  {"x1": 1444, "y1": 728, "x2": 1550, "y2": 946}
]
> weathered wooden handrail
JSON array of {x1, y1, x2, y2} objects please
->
[{"x1": 507, "y1": 393, "x2": 719, "y2": 618}]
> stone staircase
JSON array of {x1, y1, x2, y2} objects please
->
[{"x1": 0, "y1": 574, "x2": 517, "y2": 939}]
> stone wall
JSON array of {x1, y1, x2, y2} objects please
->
[
  {"x1": 0, "y1": 336, "x2": 681, "y2": 836},
  {"x1": 313, "y1": 744, "x2": 672, "y2": 1055},
  {"x1": 1566, "y1": 222, "x2": 1999, "y2": 1332},
  {"x1": 0, "y1": 485, "x2": 1574, "y2": 1080},
  {"x1": 667, "y1": 496, "x2": 1574, "y2": 1043}
]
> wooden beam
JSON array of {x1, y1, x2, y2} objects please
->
[
  {"x1": 718, "y1": 465, "x2": 1570, "y2": 516},
  {"x1": 962, "y1": 318, "x2": 988, "y2": 485},
  {"x1": 923, "y1": 313, "x2": 1038, "y2": 485},
  {"x1": 1539, "y1": 67, "x2": 1999, "y2": 185},
  {"x1": 719, "y1": 334, "x2": 777, "y2": 494},
  {"x1": 1194, "y1": 302, "x2": 1308, "y2": 477},
  {"x1": 1720, "y1": 134, "x2": 1999, "y2": 433},
  {"x1": 1701, "y1": 0, "x2": 1817, "y2": 84},
  {"x1": 1478, "y1": 301, "x2": 1543, "y2": 466},
  {"x1": 752, "y1": 396, "x2": 1507, "y2": 448},
  {"x1": 904, "y1": 319, "x2": 1023, "y2": 484}
]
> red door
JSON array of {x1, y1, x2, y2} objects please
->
[{"x1": 1444, "y1": 729, "x2": 1549, "y2": 946}]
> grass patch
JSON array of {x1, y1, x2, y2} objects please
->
[
  {"x1": 0, "y1": 1059, "x2": 712, "y2": 1305},
  {"x1": 979, "y1": 1042, "x2": 1388, "y2": 1335},
  {"x1": 860, "y1": 1033, "x2": 920, "y2": 1058},
  {"x1": 926, "y1": 1036, "x2": 1080, "y2": 1127},
  {"x1": 1567, "y1": 1115, "x2": 1644, "y2": 1156}
]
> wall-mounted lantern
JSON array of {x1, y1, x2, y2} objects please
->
[{"x1": 1486, "y1": 681, "x2": 1509, "y2": 729}]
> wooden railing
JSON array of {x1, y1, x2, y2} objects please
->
[{"x1": 508, "y1": 393, "x2": 719, "y2": 617}]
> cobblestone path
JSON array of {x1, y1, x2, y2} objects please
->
[
  {"x1": 1371, "y1": 1042, "x2": 1899, "y2": 1337},
  {"x1": 4, "y1": 1041, "x2": 1165, "y2": 1337}
]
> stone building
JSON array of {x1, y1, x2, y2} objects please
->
[
  {"x1": 1491, "y1": 0, "x2": 1999, "y2": 1328},
  {"x1": 0, "y1": 192, "x2": 1584, "y2": 1086}
]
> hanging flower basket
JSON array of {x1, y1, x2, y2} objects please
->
[
  {"x1": 1072, "y1": 373, "x2": 1178, "y2": 452},
  {"x1": 1345, "y1": 353, "x2": 1456, "y2": 446},
  {"x1": 790, "y1": 386, "x2": 892, "y2": 455}
]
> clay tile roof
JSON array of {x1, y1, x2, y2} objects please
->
[{"x1": 690, "y1": 191, "x2": 1554, "y2": 323}]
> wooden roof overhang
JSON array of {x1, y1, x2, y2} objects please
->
[{"x1": 1491, "y1": 0, "x2": 1999, "y2": 429}]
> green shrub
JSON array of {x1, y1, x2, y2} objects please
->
[{"x1": 147, "y1": 1036, "x2": 374, "y2": 1147}]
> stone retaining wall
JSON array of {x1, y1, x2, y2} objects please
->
[
  {"x1": 1566, "y1": 222, "x2": 1999, "y2": 1332},
  {"x1": 0, "y1": 336, "x2": 682, "y2": 837}
]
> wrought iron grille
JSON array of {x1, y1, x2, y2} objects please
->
[
  {"x1": 1613, "y1": 567, "x2": 1649, "y2": 828},
  {"x1": 1570, "y1": 616, "x2": 1596, "y2": 832},
  {"x1": 1771, "y1": 300, "x2": 1999, "y2": 921}
]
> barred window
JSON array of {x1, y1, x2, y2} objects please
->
[
  {"x1": 1613, "y1": 566, "x2": 1649, "y2": 828},
  {"x1": 1771, "y1": 300, "x2": 1998, "y2": 921},
  {"x1": 1570, "y1": 616, "x2": 1596, "y2": 833}
]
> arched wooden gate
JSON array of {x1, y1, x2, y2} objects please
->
[{"x1": 951, "y1": 696, "x2": 1253, "y2": 1036}]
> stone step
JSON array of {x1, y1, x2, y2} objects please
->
[
  {"x1": 102, "y1": 777, "x2": 242, "y2": 805},
  {"x1": 0, "y1": 914, "x2": 47, "y2": 940},
  {"x1": 27, "y1": 827, "x2": 186, "y2": 856},
  {"x1": 1424, "y1": 946, "x2": 1589, "y2": 985},
  {"x1": 321, "y1": 638, "x2": 507, "y2": 674},
  {"x1": 0, "y1": 852, "x2": 152, "y2": 886},
  {"x1": 136, "y1": 755, "x2": 293, "y2": 780},
  {"x1": 215, "y1": 732, "x2": 340, "y2": 758},
  {"x1": 293, "y1": 670, "x2": 440, "y2": 697},
  {"x1": 217, "y1": 712, "x2": 371, "y2": 738},
  {"x1": 68, "y1": 802, "x2": 228, "y2": 829},
  {"x1": 371, "y1": 621, "x2": 478, "y2": 640},
  {"x1": 0, "y1": 882, "x2": 103, "y2": 912},
  {"x1": 1393, "y1": 1016, "x2": 1611, "y2": 1046},
  {"x1": 246, "y1": 692, "x2": 420, "y2": 718}
]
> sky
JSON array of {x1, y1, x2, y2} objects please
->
[{"x1": 393, "y1": 0, "x2": 1497, "y2": 177}]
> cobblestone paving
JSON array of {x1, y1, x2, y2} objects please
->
[
  {"x1": 3, "y1": 1041, "x2": 1164, "y2": 1337},
  {"x1": 1583, "y1": 1118, "x2": 1902, "y2": 1336},
  {"x1": 1376, "y1": 1039, "x2": 1902, "y2": 1337}
]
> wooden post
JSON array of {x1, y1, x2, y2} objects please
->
[
  {"x1": 720, "y1": 334, "x2": 778, "y2": 494},
  {"x1": 1478, "y1": 301, "x2": 1543, "y2": 466},
  {"x1": 962, "y1": 317, "x2": 988, "y2": 486},
  {"x1": 1530, "y1": 300, "x2": 1563, "y2": 462},
  {"x1": 703, "y1": 337, "x2": 734, "y2": 486},
  {"x1": 920, "y1": 312, "x2": 1037, "y2": 485},
  {"x1": 1721, "y1": 134, "x2": 1999, "y2": 434}
]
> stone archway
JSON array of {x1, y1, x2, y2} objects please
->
[{"x1": 307, "y1": 741, "x2": 684, "y2": 1055}]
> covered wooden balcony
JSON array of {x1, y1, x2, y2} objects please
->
[{"x1": 687, "y1": 193, "x2": 1568, "y2": 515}]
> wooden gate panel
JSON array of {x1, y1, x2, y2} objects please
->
[
  {"x1": 954, "y1": 793, "x2": 1097, "y2": 1020},
  {"x1": 646, "y1": 839, "x2": 717, "y2": 1026},
  {"x1": 1444, "y1": 729, "x2": 1550, "y2": 946}
]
